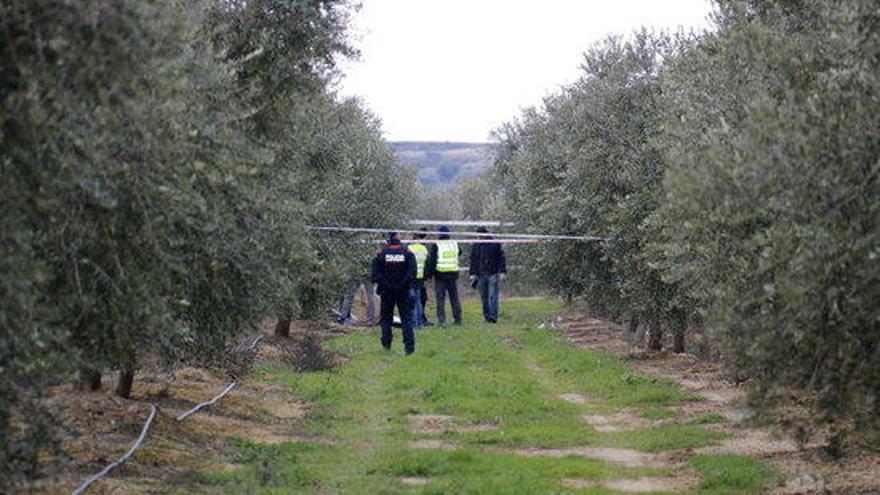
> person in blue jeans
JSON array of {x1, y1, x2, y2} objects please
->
[
  {"x1": 468, "y1": 227, "x2": 507, "y2": 323},
  {"x1": 408, "y1": 231, "x2": 429, "y2": 330}
]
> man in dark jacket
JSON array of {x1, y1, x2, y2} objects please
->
[
  {"x1": 371, "y1": 231, "x2": 417, "y2": 354},
  {"x1": 468, "y1": 227, "x2": 506, "y2": 323}
]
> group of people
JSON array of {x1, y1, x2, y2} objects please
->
[{"x1": 370, "y1": 226, "x2": 507, "y2": 355}]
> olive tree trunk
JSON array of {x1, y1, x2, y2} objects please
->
[
  {"x1": 647, "y1": 323, "x2": 663, "y2": 351},
  {"x1": 670, "y1": 310, "x2": 688, "y2": 353},
  {"x1": 275, "y1": 314, "x2": 291, "y2": 338},
  {"x1": 77, "y1": 368, "x2": 102, "y2": 391},
  {"x1": 115, "y1": 365, "x2": 135, "y2": 398},
  {"x1": 626, "y1": 318, "x2": 639, "y2": 334},
  {"x1": 673, "y1": 328, "x2": 686, "y2": 353}
]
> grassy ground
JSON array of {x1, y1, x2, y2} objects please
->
[{"x1": 181, "y1": 298, "x2": 774, "y2": 494}]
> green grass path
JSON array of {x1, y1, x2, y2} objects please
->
[{"x1": 187, "y1": 298, "x2": 774, "y2": 494}]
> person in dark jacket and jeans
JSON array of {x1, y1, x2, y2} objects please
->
[
  {"x1": 371, "y1": 231, "x2": 417, "y2": 354},
  {"x1": 468, "y1": 227, "x2": 506, "y2": 323}
]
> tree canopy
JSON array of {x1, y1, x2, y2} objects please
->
[
  {"x1": 491, "y1": 0, "x2": 878, "y2": 449},
  {"x1": 1, "y1": 0, "x2": 414, "y2": 485}
]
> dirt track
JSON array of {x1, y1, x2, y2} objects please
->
[{"x1": 558, "y1": 313, "x2": 880, "y2": 495}]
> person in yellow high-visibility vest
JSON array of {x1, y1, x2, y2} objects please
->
[
  {"x1": 428, "y1": 225, "x2": 462, "y2": 326},
  {"x1": 408, "y1": 231, "x2": 429, "y2": 329},
  {"x1": 417, "y1": 228, "x2": 433, "y2": 326}
]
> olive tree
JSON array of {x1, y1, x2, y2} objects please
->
[
  {"x1": 651, "y1": 0, "x2": 879, "y2": 447},
  {"x1": 492, "y1": 32, "x2": 692, "y2": 346},
  {"x1": 1, "y1": 0, "x2": 413, "y2": 486}
]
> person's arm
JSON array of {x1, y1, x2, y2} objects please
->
[
  {"x1": 498, "y1": 244, "x2": 507, "y2": 274},
  {"x1": 371, "y1": 252, "x2": 387, "y2": 291},
  {"x1": 469, "y1": 244, "x2": 479, "y2": 277},
  {"x1": 426, "y1": 245, "x2": 437, "y2": 279},
  {"x1": 370, "y1": 254, "x2": 380, "y2": 283}
]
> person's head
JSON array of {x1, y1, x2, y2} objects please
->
[
  {"x1": 476, "y1": 226, "x2": 488, "y2": 234},
  {"x1": 415, "y1": 227, "x2": 427, "y2": 240},
  {"x1": 388, "y1": 231, "x2": 399, "y2": 243},
  {"x1": 438, "y1": 225, "x2": 450, "y2": 240}
]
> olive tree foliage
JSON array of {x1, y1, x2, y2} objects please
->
[
  {"x1": 285, "y1": 96, "x2": 416, "y2": 318},
  {"x1": 1, "y1": 0, "x2": 410, "y2": 485},
  {"x1": 491, "y1": 32, "x2": 691, "y2": 346},
  {"x1": 206, "y1": 0, "x2": 414, "y2": 326},
  {"x1": 492, "y1": 0, "x2": 877, "y2": 444},
  {"x1": 411, "y1": 175, "x2": 499, "y2": 223},
  {"x1": 0, "y1": 0, "x2": 237, "y2": 479},
  {"x1": 651, "y1": 0, "x2": 879, "y2": 445},
  {"x1": 411, "y1": 183, "x2": 463, "y2": 221},
  {"x1": 492, "y1": 107, "x2": 598, "y2": 303},
  {"x1": 455, "y1": 176, "x2": 494, "y2": 221},
  {"x1": 0, "y1": 205, "x2": 59, "y2": 482}
]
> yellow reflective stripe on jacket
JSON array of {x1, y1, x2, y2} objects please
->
[
  {"x1": 436, "y1": 241, "x2": 459, "y2": 272},
  {"x1": 409, "y1": 243, "x2": 428, "y2": 279}
]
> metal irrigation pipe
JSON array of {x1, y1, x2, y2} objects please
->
[
  {"x1": 307, "y1": 225, "x2": 609, "y2": 242},
  {"x1": 70, "y1": 405, "x2": 157, "y2": 495}
]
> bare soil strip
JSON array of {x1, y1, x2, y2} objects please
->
[
  {"x1": 562, "y1": 471, "x2": 699, "y2": 493},
  {"x1": 398, "y1": 476, "x2": 429, "y2": 485},
  {"x1": 581, "y1": 412, "x2": 653, "y2": 432},
  {"x1": 515, "y1": 446, "x2": 669, "y2": 468},
  {"x1": 557, "y1": 313, "x2": 880, "y2": 495},
  {"x1": 29, "y1": 337, "x2": 321, "y2": 495},
  {"x1": 407, "y1": 439, "x2": 457, "y2": 450},
  {"x1": 408, "y1": 414, "x2": 500, "y2": 434},
  {"x1": 556, "y1": 392, "x2": 589, "y2": 404}
]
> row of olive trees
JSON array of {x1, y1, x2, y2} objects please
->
[
  {"x1": 493, "y1": 30, "x2": 687, "y2": 347},
  {"x1": 410, "y1": 176, "x2": 497, "y2": 223},
  {"x1": 0, "y1": 0, "x2": 412, "y2": 485},
  {"x1": 492, "y1": 0, "x2": 877, "y2": 448}
]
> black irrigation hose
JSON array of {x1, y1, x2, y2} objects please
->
[{"x1": 69, "y1": 335, "x2": 264, "y2": 495}]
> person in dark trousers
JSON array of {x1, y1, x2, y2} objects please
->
[
  {"x1": 428, "y1": 225, "x2": 463, "y2": 326},
  {"x1": 416, "y1": 228, "x2": 433, "y2": 326},
  {"x1": 371, "y1": 231, "x2": 417, "y2": 354},
  {"x1": 468, "y1": 227, "x2": 507, "y2": 323}
]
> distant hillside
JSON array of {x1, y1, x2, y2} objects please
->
[{"x1": 390, "y1": 141, "x2": 495, "y2": 185}]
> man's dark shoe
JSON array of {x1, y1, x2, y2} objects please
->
[
  {"x1": 382, "y1": 344, "x2": 391, "y2": 351},
  {"x1": 423, "y1": 320, "x2": 434, "y2": 327},
  {"x1": 404, "y1": 349, "x2": 414, "y2": 356}
]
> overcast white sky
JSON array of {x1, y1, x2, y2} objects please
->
[{"x1": 337, "y1": 0, "x2": 716, "y2": 142}]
